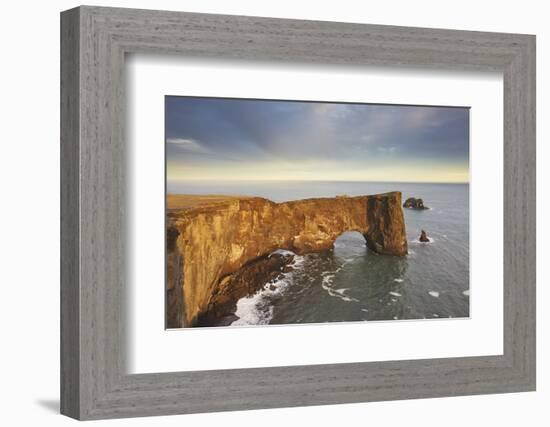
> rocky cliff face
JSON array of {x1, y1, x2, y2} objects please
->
[
  {"x1": 166, "y1": 192, "x2": 408, "y2": 328},
  {"x1": 196, "y1": 252, "x2": 296, "y2": 326}
]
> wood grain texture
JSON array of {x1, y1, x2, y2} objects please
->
[
  {"x1": 60, "y1": 7, "x2": 80, "y2": 419},
  {"x1": 60, "y1": 5, "x2": 536, "y2": 420}
]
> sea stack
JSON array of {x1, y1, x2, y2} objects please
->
[
  {"x1": 403, "y1": 197, "x2": 429, "y2": 210},
  {"x1": 419, "y1": 230, "x2": 430, "y2": 242}
]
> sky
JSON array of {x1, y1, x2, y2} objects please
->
[{"x1": 165, "y1": 96, "x2": 469, "y2": 184}]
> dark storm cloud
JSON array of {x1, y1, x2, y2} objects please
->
[{"x1": 165, "y1": 96, "x2": 469, "y2": 171}]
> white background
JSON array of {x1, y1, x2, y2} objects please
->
[
  {"x1": 128, "y1": 57, "x2": 503, "y2": 373},
  {"x1": 0, "y1": 0, "x2": 547, "y2": 426}
]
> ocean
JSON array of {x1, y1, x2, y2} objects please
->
[{"x1": 168, "y1": 181, "x2": 470, "y2": 325}]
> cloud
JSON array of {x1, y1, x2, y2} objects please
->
[
  {"x1": 167, "y1": 138, "x2": 195, "y2": 145},
  {"x1": 164, "y1": 97, "x2": 469, "y2": 182},
  {"x1": 377, "y1": 146, "x2": 397, "y2": 154},
  {"x1": 166, "y1": 138, "x2": 210, "y2": 154},
  {"x1": 310, "y1": 103, "x2": 352, "y2": 119},
  {"x1": 403, "y1": 108, "x2": 442, "y2": 129}
]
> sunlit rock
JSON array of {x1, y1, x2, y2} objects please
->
[{"x1": 166, "y1": 192, "x2": 408, "y2": 327}]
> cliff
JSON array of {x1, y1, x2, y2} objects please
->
[{"x1": 166, "y1": 192, "x2": 408, "y2": 328}]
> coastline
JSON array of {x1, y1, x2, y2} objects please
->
[{"x1": 166, "y1": 192, "x2": 408, "y2": 327}]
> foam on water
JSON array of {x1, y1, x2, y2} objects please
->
[
  {"x1": 315, "y1": 252, "x2": 361, "y2": 303},
  {"x1": 231, "y1": 293, "x2": 275, "y2": 325},
  {"x1": 321, "y1": 274, "x2": 359, "y2": 302},
  {"x1": 319, "y1": 258, "x2": 361, "y2": 303},
  {"x1": 231, "y1": 252, "x2": 304, "y2": 326},
  {"x1": 389, "y1": 291, "x2": 402, "y2": 297},
  {"x1": 428, "y1": 291, "x2": 440, "y2": 298},
  {"x1": 269, "y1": 249, "x2": 295, "y2": 257},
  {"x1": 393, "y1": 278, "x2": 404, "y2": 283},
  {"x1": 321, "y1": 274, "x2": 335, "y2": 288},
  {"x1": 409, "y1": 236, "x2": 435, "y2": 244}
]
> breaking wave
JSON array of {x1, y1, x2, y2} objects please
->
[{"x1": 231, "y1": 252, "x2": 304, "y2": 326}]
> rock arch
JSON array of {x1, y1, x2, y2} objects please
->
[{"x1": 167, "y1": 192, "x2": 408, "y2": 327}]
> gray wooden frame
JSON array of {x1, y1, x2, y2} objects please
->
[{"x1": 60, "y1": 5, "x2": 536, "y2": 420}]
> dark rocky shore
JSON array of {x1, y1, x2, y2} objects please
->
[{"x1": 196, "y1": 252, "x2": 295, "y2": 326}]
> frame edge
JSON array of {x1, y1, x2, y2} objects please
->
[{"x1": 60, "y1": 6, "x2": 82, "y2": 420}]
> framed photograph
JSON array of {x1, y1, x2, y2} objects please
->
[
  {"x1": 164, "y1": 97, "x2": 470, "y2": 329},
  {"x1": 61, "y1": 6, "x2": 536, "y2": 420}
]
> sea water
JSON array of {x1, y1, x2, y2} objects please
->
[{"x1": 169, "y1": 181, "x2": 470, "y2": 325}]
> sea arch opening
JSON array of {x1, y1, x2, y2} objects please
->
[{"x1": 332, "y1": 230, "x2": 369, "y2": 258}]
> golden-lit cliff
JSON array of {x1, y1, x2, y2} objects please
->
[{"x1": 166, "y1": 192, "x2": 408, "y2": 328}]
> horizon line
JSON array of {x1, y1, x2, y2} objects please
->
[{"x1": 167, "y1": 178, "x2": 469, "y2": 185}]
